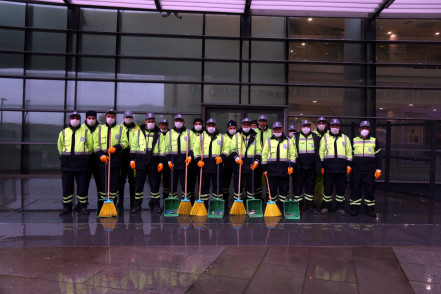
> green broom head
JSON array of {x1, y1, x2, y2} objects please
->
[
  {"x1": 99, "y1": 199, "x2": 118, "y2": 218},
  {"x1": 264, "y1": 201, "x2": 281, "y2": 217},
  {"x1": 230, "y1": 199, "x2": 246, "y2": 215},
  {"x1": 178, "y1": 199, "x2": 193, "y2": 215},
  {"x1": 190, "y1": 199, "x2": 208, "y2": 216}
]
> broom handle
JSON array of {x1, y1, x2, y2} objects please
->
[
  {"x1": 264, "y1": 172, "x2": 272, "y2": 201},
  {"x1": 237, "y1": 133, "x2": 243, "y2": 200},
  {"x1": 184, "y1": 130, "x2": 189, "y2": 199},
  {"x1": 198, "y1": 132, "x2": 204, "y2": 200},
  {"x1": 107, "y1": 131, "x2": 111, "y2": 201}
]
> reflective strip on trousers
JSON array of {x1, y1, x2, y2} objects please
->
[
  {"x1": 150, "y1": 192, "x2": 160, "y2": 199},
  {"x1": 279, "y1": 195, "x2": 287, "y2": 202},
  {"x1": 365, "y1": 199, "x2": 376, "y2": 206},
  {"x1": 336, "y1": 195, "x2": 345, "y2": 202},
  {"x1": 200, "y1": 193, "x2": 210, "y2": 201},
  {"x1": 304, "y1": 193, "x2": 313, "y2": 201},
  {"x1": 350, "y1": 198, "x2": 362, "y2": 206},
  {"x1": 63, "y1": 194, "x2": 73, "y2": 204},
  {"x1": 77, "y1": 195, "x2": 88, "y2": 204},
  {"x1": 293, "y1": 195, "x2": 302, "y2": 202},
  {"x1": 323, "y1": 195, "x2": 332, "y2": 202}
]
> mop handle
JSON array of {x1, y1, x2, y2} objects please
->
[
  {"x1": 264, "y1": 172, "x2": 272, "y2": 201},
  {"x1": 237, "y1": 133, "x2": 243, "y2": 200},
  {"x1": 184, "y1": 130, "x2": 189, "y2": 199},
  {"x1": 198, "y1": 132, "x2": 204, "y2": 200}
]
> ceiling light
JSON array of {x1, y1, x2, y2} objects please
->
[
  {"x1": 436, "y1": 32, "x2": 440, "y2": 36},
  {"x1": 433, "y1": 109, "x2": 437, "y2": 112},
  {"x1": 308, "y1": 18, "x2": 313, "y2": 21},
  {"x1": 379, "y1": 107, "x2": 383, "y2": 110},
  {"x1": 388, "y1": 31, "x2": 392, "y2": 35},
  {"x1": 301, "y1": 43, "x2": 306, "y2": 46},
  {"x1": 409, "y1": 103, "x2": 413, "y2": 107},
  {"x1": 312, "y1": 100, "x2": 317, "y2": 103},
  {"x1": 290, "y1": 49, "x2": 294, "y2": 53}
]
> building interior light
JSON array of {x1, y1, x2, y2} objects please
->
[
  {"x1": 308, "y1": 18, "x2": 313, "y2": 21},
  {"x1": 379, "y1": 107, "x2": 384, "y2": 110},
  {"x1": 433, "y1": 109, "x2": 437, "y2": 112},
  {"x1": 409, "y1": 104, "x2": 413, "y2": 107},
  {"x1": 388, "y1": 31, "x2": 392, "y2": 35},
  {"x1": 436, "y1": 32, "x2": 440, "y2": 36},
  {"x1": 312, "y1": 100, "x2": 317, "y2": 103},
  {"x1": 301, "y1": 43, "x2": 306, "y2": 46}
]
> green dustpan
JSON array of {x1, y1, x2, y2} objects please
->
[
  {"x1": 283, "y1": 199, "x2": 300, "y2": 219},
  {"x1": 164, "y1": 197, "x2": 180, "y2": 217},
  {"x1": 246, "y1": 198, "x2": 263, "y2": 218},
  {"x1": 208, "y1": 199, "x2": 225, "y2": 219}
]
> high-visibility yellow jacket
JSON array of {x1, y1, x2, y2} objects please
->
[
  {"x1": 352, "y1": 135, "x2": 381, "y2": 170},
  {"x1": 295, "y1": 131, "x2": 321, "y2": 172},
  {"x1": 93, "y1": 123, "x2": 129, "y2": 166},
  {"x1": 261, "y1": 134, "x2": 296, "y2": 177},
  {"x1": 57, "y1": 125, "x2": 93, "y2": 171},
  {"x1": 230, "y1": 129, "x2": 262, "y2": 174},
  {"x1": 319, "y1": 132, "x2": 353, "y2": 173},
  {"x1": 163, "y1": 127, "x2": 193, "y2": 170},
  {"x1": 194, "y1": 130, "x2": 230, "y2": 173},
  {"x1": 130, "y1": 125, "x2": 163, "y2": 168}
]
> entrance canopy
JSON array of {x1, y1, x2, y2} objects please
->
[{"x1": 20, "y1": 0, "x2": 441, "y2": 19}]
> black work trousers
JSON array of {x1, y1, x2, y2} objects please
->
[
  {"x1": 294, "y1": 168, "x2": 316, "y2": 204},
  {"x1": 86, "y1": 157, "x2": 101, "y2": 203},
  {"x1": 267, "y1": 175, "x2": 289, "y2": 203},
  {"x1": 350, "y1": 167, "x2": 375, "y2": 207},
  {"x1": 162, "y1": 166, "x2": 170, "y2": 198},
  {"x1": 233, "y1": 172, "x2": 257, "y2": 200},
  {"x1": 119, "y1": 159, "x2": 136, "y2": 205},
  {"x1": 134, "y1": 164, "x2": 161, "y2": 206},
  {"x1": 61, "y1": 170, "x2": 89, "y2": 206},
  {"x1": 200, "y1": 171, "x2": 223, "y2": 201},
  {"x1": 98, "y1": 163, "x2": 120, "y2": 201},
  {"x1": 323, "y1": 173, "x2": 346, "y2": 209},
  {"x1": 170, "y1": 168, "x2": 193, "y2": 201},
  {"x1": 222, "y1": 166, "x2": 234, "y2": 199}
]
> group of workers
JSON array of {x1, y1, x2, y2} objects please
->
[{"x1": 57, "y1": 110, "x2": 381, "y2": 218}]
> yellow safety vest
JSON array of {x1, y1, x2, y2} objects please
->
[
  {"x1": 57, "y1": 126, "x2": 93, "y2": 156},
  {"x1": 353, "y1": 136, "x2": 379, "y2": 158},
  {"x1": 262, "y1": 137, "x2": 296, "y2": 164}
]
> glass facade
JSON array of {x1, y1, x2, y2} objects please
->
[{"x1": 0, "y1": 1, "x2": 440, "y2": 174}]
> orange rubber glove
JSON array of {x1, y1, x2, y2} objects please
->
[
  {"x1": 100, "y1": 155, "x2": 109, "y2": 163},
  {"x1": 108, "y1": 146, "x2": 116, "y2": 154},
  {"x1": 287, "y1": 167, "x2": 293, "y2": 175},
  {"x1": 235, "y1": 158, "x2": 243, "y2": 165},
  {"x1": 347, "y1": 166, "x2": 352, "y2": 175},
  {"x1": 321, "y1": 168, "x2": 324, "y2": 175},
  {"x1": 250, "y1": 161, "x2": 259, "y2": 171},
  {"x1": 185, "y1": 156, "x2": 192, "y2": 166},
  {"x1": 263, "y1": 171, "x2": 268, "y2": 176},
  {"x1": 374, "y1": 169, "x2": 382, "y2": 179},
  {"x1": 157, "y1": 163, "x2": 164, "y2": 172},
  {"x1": 130, "y1": 161, "x2": 136, "y2": 170},
  {"x1": 197, "y1": 161, "x2": 204, "y2": 168},
  {"x1": 168, "y1": 161, "x2": 174, "y2": 169},
  {"x1": 215, "y1": 156, "x2": 222, "y2": 164}
]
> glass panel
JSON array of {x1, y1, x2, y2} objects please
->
[
  {"x1": 120, "y1": 36, "x2": 201, "y2": 58},
  {"x1": 0, "y1": 144, "x2": 20, "y2": 173},
  {"x1": 251, "y1": 64, "x2": 285, "y2": 83},
  {"x1": 66, "y1": 81, "x2": 75, "y2": 110},
  {"x1": 289, "y1": 41, "x2": 345, "y2": 62},
  {"x1": 250, "y1": 86, "x2": 285, "y2": 105},
  {"x1": 376, "y1": 89, "x2": 441, "y2": 119},
  {"x1": 205, "y1": 15, "x2": 240, "y2": 36},
  {"x1": 78, "y1": 57, "x2": 115, "y2": 79},
  {"x1": 204, "y1": 62, "x2": 239, "y2": 82},
  {"x1": 376, "y1": 19, "x2": 441, "y2": 41},
  {"x1": 29, "y1": 4, "x2": 67, "y2": 29},
  {"x1": 252, "y1": 41, "x2": 285, "y2": 60},
  {"x1": 289, "y1": 18, "x2": 361, "y2": 39},
  {"x1": 121, "y1": 11, "x2": 202, "y2": 34},
  {"x1": 25, "y1": 80, "x2": 65, "y2": 110},
  {"x1": 27, "y1": 55, "x2": 65, "y2": 77},
  {"x1": 377, "y1": 66, "x2": 441, "y2": 87},
  {"x1": 288, "y1": 87, "x2": 364, "y2": 117},
  {"x1": 0, "y1": 29, "x2": 24, "y2": 50},
  {"x1": 116, "y1": 82, "x2": 200, "y2": 113},
  {"x1": 24, "y1": 111, "x2": 64, "y2": 142},
  {"x1": 77, "y1": 81, "x2": 115, "y2": 112},
  {"x1": 0, "y1": 111, "x2": 22, "y2": 142},
  {"x1": 376, "y1": 43, "x2": 441, "y2": 64},
  {"x1": 0, "y1": 1, "x2": 25, "y2": 26},
  {"x1": 206, "y1": 110, "x2": 242, "y2": 134},
  {"x1": 253, "y1": 16, "x2": 285, "y2": 38},
  {"x1": 119, "y1": 59, "x2": 200, "y2": 81},
  {"x1": 203, "y1": 85, "x2": 239, "y2": 104},
  {"x1": 205, "y1": 40, "x2": 239, "y2": 59},
  {"x1": 290, "y1": 64, "x2": 364, "y2": 86},
  {"x1": 81, "y1": 8, "x2": 117, "y2": 32},
  {"x1": 81, "y1": 35, "x2": 116, "y2": 55},
  {"x1": 0, "y1": 78, "x2": 23, "y2": 108},
  {"x1": 31, "y1": 32, "x2": 66, "y2": 53},
  {"x1": 28, "y1": 144, "x2": 59, "y2": 173}
]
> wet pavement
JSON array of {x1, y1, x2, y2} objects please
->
[{"x1": 0, "y1": 177, "x2": 441, "y2": 293}]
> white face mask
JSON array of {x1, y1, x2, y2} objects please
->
[
  {"x1": 228, "y1": 129, "x2": 236, "y2": 135},
  {"x1": 86, "y1": 119, "x2": 96, "y2": 126},
  {"x1": 207, "y1": 127, "x2": 216, "y2": 134},
  {"x1": 194, "y1": 125, "x2": 202, "y2": 131},
  {"x1": 331, "y1": 127, "x2": 339, "y2": 135},
  {"x1": 146, "y1": 123, "x2": 155, "y2": 130},
  {"x1": 160, "y1": 128, "x2": 167, "y2": 133},
  {"x1": 302, "y1": 127, "x2": 311, "y2": 135},
  {"x1": 70, "y1": 119, "x2": 80, "y2": 127},
  {"x1": 124, "y1": 118, "x2": 133, "y2": 124},
  {"x1": 251, "y1": 127, "x2": 258, "y2": 131},
  {"x1": 242, "y1": 127, "x2": 250, "y2": 133},
  {"x1": 360, "y1": 129, "x2": 369, "y2": 137},
  {"x1": 175, "y1": 122, "x2": 183, "y2": 129},
  {"x1": 273, "y1": 132, "x2": 282, "y2": 138},
  {"x1": 106, "y1": 118, "x2": 115, "y2": 125},
  {"x1": 317, "y1": 125, "x2": 326, "y2": 131},
  {"x1": 288, "y1": 132, "x2": 295, "y2": 138}
]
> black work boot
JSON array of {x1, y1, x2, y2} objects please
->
[
  {"x1": 350, "y1": 206, "x2": 359, "y2": 216},
  {"x1": 150, "y1": 199, "x2": 162, "y2": 214},
  {"x1": 131, "y1": 204, "x2": 141, "y2": 213},
  {"x1": 59, "y1": 205, "x2": 72, "y2": 216},
  {"x1": 80, "y1": 204, "x2": 90, "y2": 215}
]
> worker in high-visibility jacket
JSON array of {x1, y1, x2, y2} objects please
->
[
  {"x1": 350, "y1": 121, "x2": 381, "y2": 217},
  {"x1": 129, "y1": 113, "x2": 163, "y2": 213},
  {"x1": 293, "y1": 119, "x2": 321, "y2": 213},
  {"x1": 188, "y1": 118, "x2": 204, "y2": 201},
  {"x1": 57, "y1": 111, "x2": 93, "y2": 216},
  {"x1": 194, "y1": 118, "x2": 230, "y2": 208},
  {"x1": 159, "y1": 119, "x2": 170, "y2": 200},
  {"x1": 163, "y1": 114, "x2": 193, "y2": 202},
  {"x1": 256, "y1": 114, "x2": 272, "y2": 199},
  {"x1": 313, "y1": 116, "x2": 328, "y2": 208},
  {"x1": 93, "y1": 109, "x2": 129, "y2": 213},
  {"x1": 230, "y1": 118, "x2": 262, "y2": 201},
  {"x1": 118, "y1": 110, "x2": 139, "y2": 209},
  {"x1": 287, "y1": 124, "x2": 297, "y2": 139},
  {"x1": 261, "y1": 121, "x2": 296, "y2": 209},
  {"x1": 319, "y1": 118, "x2": 353, "y2": 215},
  {"x1": 222, "y1": 120, "x2": 237, "y2": 209}
]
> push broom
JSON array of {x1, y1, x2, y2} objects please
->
[
  {"x1": 230, "y1": 133, "x2": 246, "y2": 215},
  {"x1": 190, "y1": 132, "x2": 207, "y2": 216},
  {"x1": 264, "y1": 172, "x2": 281, "y2": 217},
  {"x1": 99, "y1": 138, "x2": 117, "y2": 218},
  {"x1": 177, "y1": 129, "x2": 192, "y2": 215}
]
